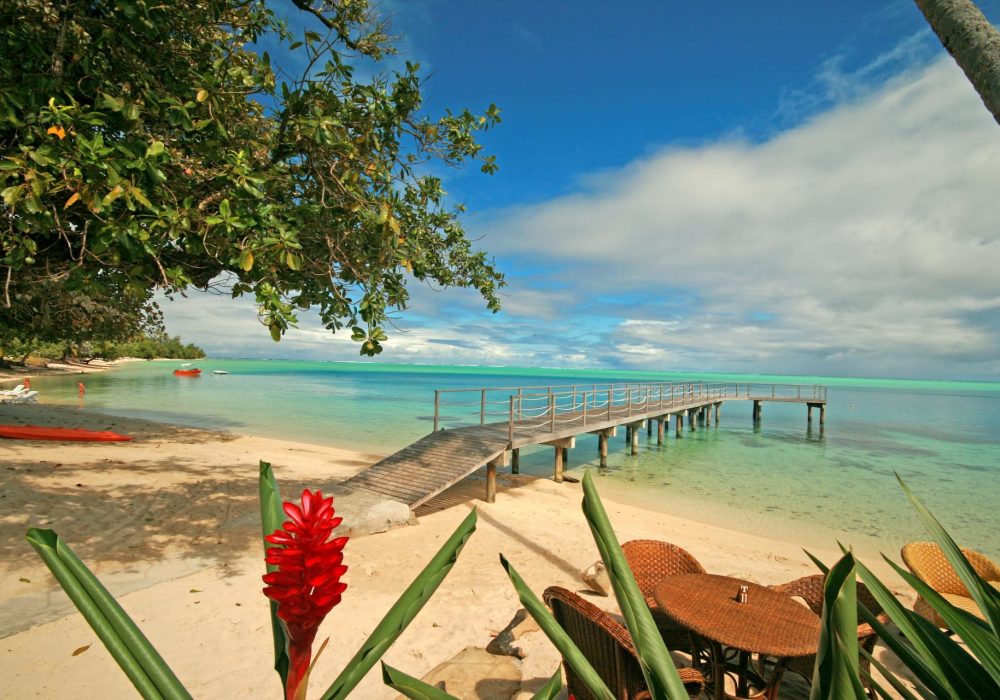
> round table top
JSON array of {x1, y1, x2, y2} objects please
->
[{"x1": 653, "y1": 573, "x2": 821, "y2": 658}]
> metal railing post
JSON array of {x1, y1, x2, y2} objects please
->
[
  {"x1": 608, "y1": 389, "x2": 613, "y2": 420},
  {"x1": 628, "y1": 388, "x2": 633, "y2": 417},
  {"x1": 549, "y1": 393, "x2": 555, "y2": 432},
  {"x1": 434, "y1": 390, "x2": 440, "y2": 432},
  {"x1": 480, "y1": 389, "x2": 487, "y2": 425},
  {"x1": 518, "y1": 388, "x2": 523, "y2": 421},
  {"x1": 583, "y1": 390, "x2": 588, "y2": 427}
]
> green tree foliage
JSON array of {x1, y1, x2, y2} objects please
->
[
  {"x1": 1, "y1": 276, "x2": 164, "y2": 357},
  {"x1": 1, "y1": 0, "x2": 503, "y2": 356},
  {"x1": 3, "y1": 331, "x2": 204, "y2": 363}
]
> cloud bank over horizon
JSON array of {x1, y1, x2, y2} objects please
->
[{"x1": 163, "y1": 56, "x2": 1000, "y2": 381}]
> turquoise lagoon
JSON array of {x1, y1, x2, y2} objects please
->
[{"x1": 30, "y1": 360, "x2": 1000, "y2": 560}]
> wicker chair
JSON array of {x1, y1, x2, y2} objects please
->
[
  {"x1": 768, "y1": 574, "x2": 889, "y2": 691},
  {"x1": 901, "y1": 541, "x2": 1000, "y2": 629},
  {"x1": 543, "y1": 586, "x2": 705, "y2": 700},
  {"x1": 622, "y1": 539, "x2": 706, "y2": 654}
]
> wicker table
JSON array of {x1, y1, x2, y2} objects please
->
[{"x1": 654, "y1": 573, "x2": 821, "y2": 699}]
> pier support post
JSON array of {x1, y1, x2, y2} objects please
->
[
  {"x1": 820, "y1": 404, "x2": 826, "y2": 425},
  {"x1": 625, "y1": 425, "x2": 631, "y2": 444},
  {"x1": 647, "y1": 420, "x2": 652, "y2": 437},
  {"x1": 486, "y1": 459, "x2": 497, "y2": 503},
  {"x1": 542, "y1": 437, "x2": 574, "y2": 483},
  {"x1": 656, "y1": 418, "x2": 664, "y2": 445},
  {"x1": 753, "y1": 400, "x2": 761, "y2": 422},
  {"x1": 714, "y1": 403, "x2": 720, "y2": 423},
  {"x1": 511, "y1": 448, "x2": 520, "y2": 474},
  {"x1": 485, "y1": 452, "x2": 508, "y2": 503},
  {"x1": 688, "y1": 409, "x2": 697, "y2": 432},
  {"x1": 676, "y1": 413, "x2": 683, "y2": 436},
  {"x1": 598, "y1": 433, "x2": 608, "y2": 467},
  {"x1": 807, "y1": 405, "x2": 813, "y2": 422},
  {"x1": 630, "y1": 422, "x2": 640, "y2": 455}
]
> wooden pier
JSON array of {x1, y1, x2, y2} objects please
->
[{"x1": 342, "y1": 381, "x2": 826, "y2": 509}]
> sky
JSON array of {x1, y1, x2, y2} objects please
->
[{"x1": 162, "y1": 0, "x2": 1000, "y2": 381}]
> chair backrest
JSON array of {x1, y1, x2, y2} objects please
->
[
  {"x1": 544, "y1": 586, "x2": 705, "y2": 700},
  {"x1": 901, "y1": 541, "x2": 1000, "y2": 597},
  {"x1": 621, "y1": 540, "x2": 705, "y2": 601},
  {"x1": 770, "y1": 573, "x2": 888, "y2": 638},
  {"x1": 543, "y1": 586, "x2": 643, "y2": 700}
]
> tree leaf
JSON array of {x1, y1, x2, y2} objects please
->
[
  {"x1": 195, "y1": 89, "x2": 208, "y2": 103},
  {"x1": 239, "y1": 248, "x2": 254, "y2": 271},
  {"x1": 258, "y1": 462, "x2": 290, "y2": 691},
  {"x1": 581, "y1": 470, "x2": 691, "y2": 699},
  {"x1": 319, "y1": 509, "x2": 477, "y2": 700},
  {"x1": 26, "y1": 528, "x2": 192, "y2": 699},
  {"x1": 499, "y1": 554, "x2": 614, "y2": 700},
  {"x1": 380, "y1": 663, "x2": 459, "y2": 699},
  {"x1": 64, "y1": 192, "x2": 80, "y2": 209}
]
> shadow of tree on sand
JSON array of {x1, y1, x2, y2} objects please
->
[{"x1": 2, "y1": 453, "x2": 323, "y2": 575}]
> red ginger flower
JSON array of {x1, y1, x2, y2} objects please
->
[{"x1": 263, "y1": 489, "x2": 348, "y2": 700}]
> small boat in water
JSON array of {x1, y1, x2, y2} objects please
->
[
  {"x1": 0, "y1": 425, "x2": 133, "y2": 442},
  {"x1": 213, "y1": 370, "x2": 229, "y2": 375},
  {"x1": 174, "y1": 362, "x2": 201, "y2": 377}
]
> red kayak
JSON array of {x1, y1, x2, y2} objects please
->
[
  {"x1": 0, "y1": 425, "x2": 133, "y2": 442},
  {"x1": 173, "y1": 368, "x2": 202, "y2": 376}
]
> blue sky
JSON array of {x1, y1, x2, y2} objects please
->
[{"x1": 164, "y1": 0, "x2": 1000, "y2": 380}]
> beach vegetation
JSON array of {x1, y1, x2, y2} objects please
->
[
  {"x1": 26, "y1": 462, "x2": 999, "y2": 699},
  {"x1": 1, "y1": 331, "x2": 204, "y2": 366},
  {"x1": 1, "y1": 0, "x2": 503, "y2": 357}
]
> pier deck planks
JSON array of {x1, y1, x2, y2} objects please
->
[{"x1": 342, "y1": 390, "x2": 825, "y2": 509}]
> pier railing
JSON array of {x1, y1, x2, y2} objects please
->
[{"x1": 432, "y1": 381, "x2": 827, "y2": 433}]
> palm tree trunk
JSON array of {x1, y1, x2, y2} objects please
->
[{"x1": 913, "y1": 0, "x2": 1000, "y2": 125}]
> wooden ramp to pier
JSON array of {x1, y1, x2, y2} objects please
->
[
  {"x1": 343, "y1": 380, "x2": 826, "y2": 510},
  {"x1": 341, "y1": 425, "x2": 510, "y2": 509}
]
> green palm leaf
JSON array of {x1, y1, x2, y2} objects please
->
[
  {"x1": 581, "y1": 469, "x2": 693, "y2": 699},
  {"x1": 320, "y1": 508, "x2": 478, "y2": 700},
  {"x1": 807, "y1": 551, "x2": 867, "y2": 700},
  {"x1": 26, "y1": 528, "x2": 191, "y2": 700},
  {"x1": 258, "y1": 461, "x2": 290, "y2": 690},
  {"x1": 499, "y1": 554, "x2": 614, "y2": 700},
  {"x1": 381, "y1": 662, "x2": 460, "y2": 699},
  {"x1": 897, "y1": 474, "x2": 1000, "y2": 639}
]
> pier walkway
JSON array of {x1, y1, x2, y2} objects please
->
[{"x1": 341, "y1": 381, "x2": 826, "y2": 509}]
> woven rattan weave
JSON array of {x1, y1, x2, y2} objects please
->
[
  {"x1": 655, "y1": 574, "x2": 821, "y2": 658},
  {"x1": 543, "y1": 586, "x2": 704, "y2": 700},
  {"x1": 901, "y1": 541, "x2": 1000, "y2": 628},
  {"x1": 623, "y1": 539, "x2": 706, "y2": 654},
  {"x1": 769, "y1": 574, "x2": 889, "y2": 688}
]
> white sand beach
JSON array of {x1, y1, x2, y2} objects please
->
[{"x1": 0, "y1": 401, "x2": 917, "y2": 698}]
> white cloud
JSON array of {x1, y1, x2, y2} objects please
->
[
  {"x1": 482, "y1": 57, "x2": 1000, "y2": 378},
  {"x1": 161, "y1": 55, "x2": 1000, "y2": 380}
]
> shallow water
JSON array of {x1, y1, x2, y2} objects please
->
[{"x1": 30, "y1": 360, "x2": 1000, "y2": 560}]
